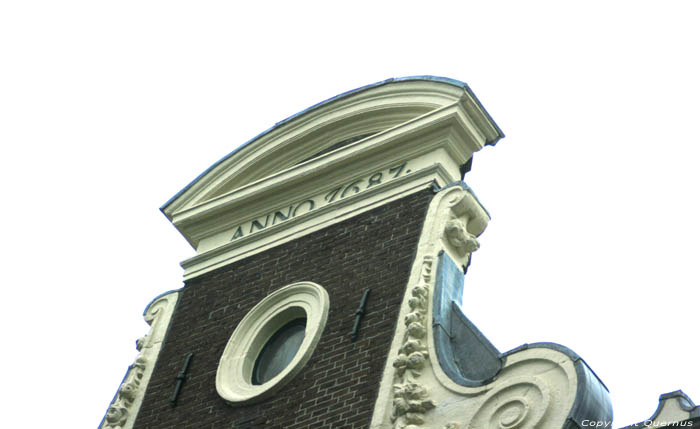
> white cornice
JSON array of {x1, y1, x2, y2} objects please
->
[
  {"x1": 162, "y1": 78, "x2": 502, "y2": 279},
  {"x1": 172, "y1": 103, "x2": 484, "y2": 247},
  {"x1": 181, "y1": 164, "x2": 451, "y2": 280},
  {"x1": 162, "y1": 79, "x2": 502, "y2": 220}
]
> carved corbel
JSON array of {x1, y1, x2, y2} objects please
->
[
  {"x1": 444, "y1": 218, "x2": 479, "y2": 254},
  {"x1": 441, "y1": 185, "x2": 489, "y2": 266}
]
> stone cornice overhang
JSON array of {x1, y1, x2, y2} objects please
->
[
  {"x1": 161, "y1": 77, "x2": 503, "y2": 279},
  {"x1": 173, "y1": 103, "x2": 489, "y2": 248},
  {"x1": 161, "y1": 76, "x2": 503, "y2": 223}
]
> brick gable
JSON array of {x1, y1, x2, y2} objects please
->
[{"x1": 134, "y1": 188, "x2": 434, "y2": 429}]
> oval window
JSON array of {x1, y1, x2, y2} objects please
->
[
  {"x1": 216, "y1": 282, "x2": 329, "y2": 404},
  {"x1": 252, "y1": 318, "x2": 306, "y2": 385}
]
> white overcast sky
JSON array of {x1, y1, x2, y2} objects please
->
[{"x1": 2, "y1": 2, "x2": 699, "y2": 428}]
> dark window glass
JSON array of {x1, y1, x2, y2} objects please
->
[{"x1": 252, "y1": 318, "x2": 306, "y2": 385}]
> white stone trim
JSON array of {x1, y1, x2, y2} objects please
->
[
  {"x1": 162, "y1": 79, "x2": 501, "y2": 221},
  {"x1": 170, "y1": 104, "x2": 476, "y2": 247},
  {"x1": 216, "y1": 282, "x2": 330, "y2": 405},
  {"x1": 181, "y1": 163, "x2": 451, "y2": 280},
  {"x1": 162, "y1": 79, "x2": 502, "y2": 281},
  {"x1": 100, "y1": 291, "x2": 179, "y2": 429}
]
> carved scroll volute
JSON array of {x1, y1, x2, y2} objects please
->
[
  {"x1": 101, "y1": 291, "x2": 179, "y2": 429},
  {"x1": 466, "y1": 376, "x2": 552, "y2": 428},
  {"x1": 442, "y1": 187, "x2": 490, "y2": 266},
  {"x1": 141, "y1": 293, "x2": 177, "y2": 350},
  {"x1": 371, "y1": 184, "x2": 602, "y2": 429}
]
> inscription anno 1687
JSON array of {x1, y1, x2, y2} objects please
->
[{"x1": 231, "y1": 162, "x2": 411, "y2": 241}]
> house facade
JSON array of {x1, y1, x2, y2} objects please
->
[{"x1": 100, "y1": 77, "x2": 696, "y2": 429}]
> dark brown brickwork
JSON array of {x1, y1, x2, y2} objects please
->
[{"x1": 134, "y1": 187, "x2": 434, "y2": 429}]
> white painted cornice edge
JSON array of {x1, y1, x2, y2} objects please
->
[
  {"x1": 161, "y1": 77, "x2": 503, "y2": 222},
  {"x1": 180, "y1": 164, "x2": 451, "y2": 280},
  {"x1": 170, "y1": 101, "x2": 488, "y2": 249},
  {"x1": 163, "y1": 93, "x2": 501, "y2": 279}
]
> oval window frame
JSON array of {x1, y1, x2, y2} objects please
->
[{"x1": 216, "y1": 281, "x2": 329, "y2": 404}]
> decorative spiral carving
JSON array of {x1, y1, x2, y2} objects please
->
[
  {"x1": 468, "y1": 377, "x2": 550, "y2": 429},
  {"x1": 495, "y1": 398, "x2": 528, "y2": 428}
]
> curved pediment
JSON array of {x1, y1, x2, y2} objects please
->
[{"x1": 161, "y1": 77, "x2": 503, "y2": 222}]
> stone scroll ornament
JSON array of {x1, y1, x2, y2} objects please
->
[
  {"x1": 101, "y1": 291, "x2": 179, "y2": 429},
  {"x1": 373, "y1": 183, "x2": 612, "y2": 429}
]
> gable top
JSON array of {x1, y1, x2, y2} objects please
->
[{"x1": 160, "y1": 76, "x2": 503, "y2": 221}]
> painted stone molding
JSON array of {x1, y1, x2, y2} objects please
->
[
  {"x1": 390, "y1": 257, "x2": 436, "y2": 428},
  {"x1": 370, "y1": 182, "x2": 612, "y2": 429},
  {"x1": 162, "y1": 78, "x2": 504, "y2": 281},
  {"x1": 100, "y1": 291, "x2": 180, "y2": 429},
  {"x1": 103, "y1": 356, "x2": 147, "y2": 428},
  {"x1": 216, "y1": 282, "x2": 330, "y2": 405}
]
